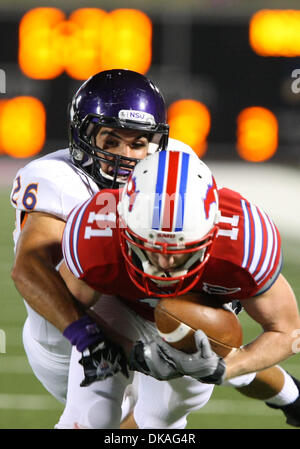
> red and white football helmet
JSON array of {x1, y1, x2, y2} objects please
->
[{"x1": 118, "y1": 149, "x2": 220, "y2": 297}]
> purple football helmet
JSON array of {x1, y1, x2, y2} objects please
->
[{"x1": 68, "y1": 69, "x2": 169, "y2": 188}]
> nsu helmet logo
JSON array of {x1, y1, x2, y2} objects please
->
[{"x1": 119, "y1": 109, "x2": 155, "y2": 124}]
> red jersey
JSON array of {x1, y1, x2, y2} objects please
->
[{"x1": 62, "y1": 187, "x2": 282, "y2": 321}]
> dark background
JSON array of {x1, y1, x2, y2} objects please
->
[
  {"x1": 0, "y1": 3, "x2": 299, "y2": 430},
  {"x1": 0, "y1": 8, "x2": 300, "y2": 164}
]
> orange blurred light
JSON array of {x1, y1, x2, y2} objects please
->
[
  {"x1": 250, "y1": 9, "x2": 300, "y2": 56},
  {"x1": 99, "y1": 9, "x2": 152, "y2": 74},
  {"x1": 19, "y1": 7, "x2": 66, "y2": 79},
  {"x1": 236, "y1": 107, "x2": 278, "y2": 162},
  {"x1": 0, "y1": 100, "x2": 8, "y2": 154},
  {"x1": 0, "y1": 97, "x2": 46, "y2": 158},
  {"x1": 168, "y1": 100, "x2": 211, "y2": 157},
  {"x1": 66, "y1": 8, "x2": 107, "y2": 79},
  {"x1": 19, "y1": 7, "x2": 152, "y2": 80}
]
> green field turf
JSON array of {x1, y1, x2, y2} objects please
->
[{"x1": 0, "y1": 188, "x2": 299, "y2": 429}]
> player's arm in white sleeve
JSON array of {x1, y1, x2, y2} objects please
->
[
  {"x1": 10, "y1": 162, "x2": 94, "y2": 333},
  {"x1": 11, "y1": 210, "x2": 88, "y2": 332}
]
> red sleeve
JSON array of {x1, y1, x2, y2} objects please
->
[
  {"x1": 211, "y1": 188, "x2": 282, "y2": 297},
  {"x1": 62, "y1": 189, "x2": 120, "y2": 282}
]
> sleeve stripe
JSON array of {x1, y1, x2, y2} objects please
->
[
  {"x1": 248, "y1": 203, "x2": 263, "y2": 275},
  {"x1": 256, "y1": 214, "x2": 279, "y2": 285},
  {"x1": 62, "y1": 204, "x2": 83, "y2": 278},
  {"x1": 241, "y1": 200, "x2": 280, "y2": 285},
  {"x1": 241, "y1": 200, "x2": 251, "y2": 268},
  {"x1": 253, "y1": 207, "x2": 274, "y2": 282},
  {"x1": 62, "y1": 198, "x2": 93, "y2": 278},
  {"x1": 71, "y1": 199, "x2": 92, "y2": 275},
  {"x1": 254, "y1": 251, "x2": 283, "y2": 295}
]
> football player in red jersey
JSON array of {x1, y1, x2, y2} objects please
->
[
  {"x1": 57, "y1": 149, "x2": 300, "y2": 429},
  {"x1": 10, "y1": 68, "x2": 298, "y2": 428}
]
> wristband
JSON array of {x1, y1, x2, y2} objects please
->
[{"x1": 63, "y1": 315, "x2": 104, "y2": 352}]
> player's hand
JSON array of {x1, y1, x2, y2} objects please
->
[
  {"x1": 79, "y1": 340, "x2": 129, "y2": 386},
  {"x1": 129, "y1": 337, "x2": 182, "y2": 381},
  {"x1": 156, "y1": 330, "x2": 226, "y2": 385},
  {"x1": 63, "y1": 315, "x2": 129, "y2": 386}
]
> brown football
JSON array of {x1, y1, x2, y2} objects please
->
[{"x1": 154, "y1": 292, "x2": 243, "y2": 357}]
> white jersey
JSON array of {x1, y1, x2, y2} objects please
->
[
  {"x1": 10, "y1": 139, "x2": 196, "y2": 348},
  {"x1": 10, "y1": 148, "x2": 99, "y2": 247},
  {"x1": 10, "y1": 148, "x2": 100, "y2": 348},
  {"x1": 10, "y1": 139, "x2": 195, "y2": 245}
]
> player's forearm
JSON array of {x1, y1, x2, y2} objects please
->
[
  {"x1": 87, "y1": 309, "x2": 134, "y2": 358},
  {"x1": 223, "y1": 330, "x2": 296, "y2": 380},
  {"x1": 11, "y1": 253, "x2": 84, "y2": 332}
]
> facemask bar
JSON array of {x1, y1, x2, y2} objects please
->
[
  {"x1": 70, "y1": 113, "x2": 169, "y2": 188},
  {"x1": 118, "y1": 220, "x2": 219, "y2": 297}
]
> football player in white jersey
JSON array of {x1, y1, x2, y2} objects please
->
[
  {"x1": 10, "y1": 69, "x2": 172, "y2": 403},
  {"x1": 10, "y1": 69, "x2": 300, "y2": 428}
]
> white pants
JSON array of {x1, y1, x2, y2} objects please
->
[
  {"x1": 22, "y1": 296, "x2": 255, "y2": 427},
  {"x1": 56, "y1": 295, "x2": 214, "y2": 429},
  {"x1": 22, "y1": 318, "x2": 71, "y2": 404}
]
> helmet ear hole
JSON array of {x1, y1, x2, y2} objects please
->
[{"x1": 72, "y1": 148, "x2": 84, "y2": 162}]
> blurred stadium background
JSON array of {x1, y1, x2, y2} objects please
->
[{"x1": 0, "y1": 0, "x2": 300, "y2": 429}]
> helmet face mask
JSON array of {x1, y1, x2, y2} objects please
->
[
  {"x1": 118, "y1": 149, "x2": 220, "y2": 297},
  {"x1": 72, "y1": 117, "x2": 153, "y2": 186},
  {"x1": 68, "y1": 69, "x2": 169, "y2": 188},
  {"x1": 119, "y1": 221, "x2": 218, "y2": 297}
]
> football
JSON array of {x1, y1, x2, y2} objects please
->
[{"x1": 154, "y1": 292, "x2": 243, "y2": 357}]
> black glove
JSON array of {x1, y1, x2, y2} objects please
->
[
  {"x1": 157, "y1": 330, "x2": 227, "y2": 385},
  {"x1": 79, "y1": 340, "x2": 129, "y2": 387},
  {"x1": 129, "y1": 337, "x2": 182, "y2": 381},
  {"x1": 63, "y1": 315, "x2": 129, "y2": 386},
  {"x1": 229, "y1": 300, "x2": 243, "y2": 315}
]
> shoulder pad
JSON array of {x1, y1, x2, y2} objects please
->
[{"x1": 10, "y1": 151, "x2": 99, "y2": 220}]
